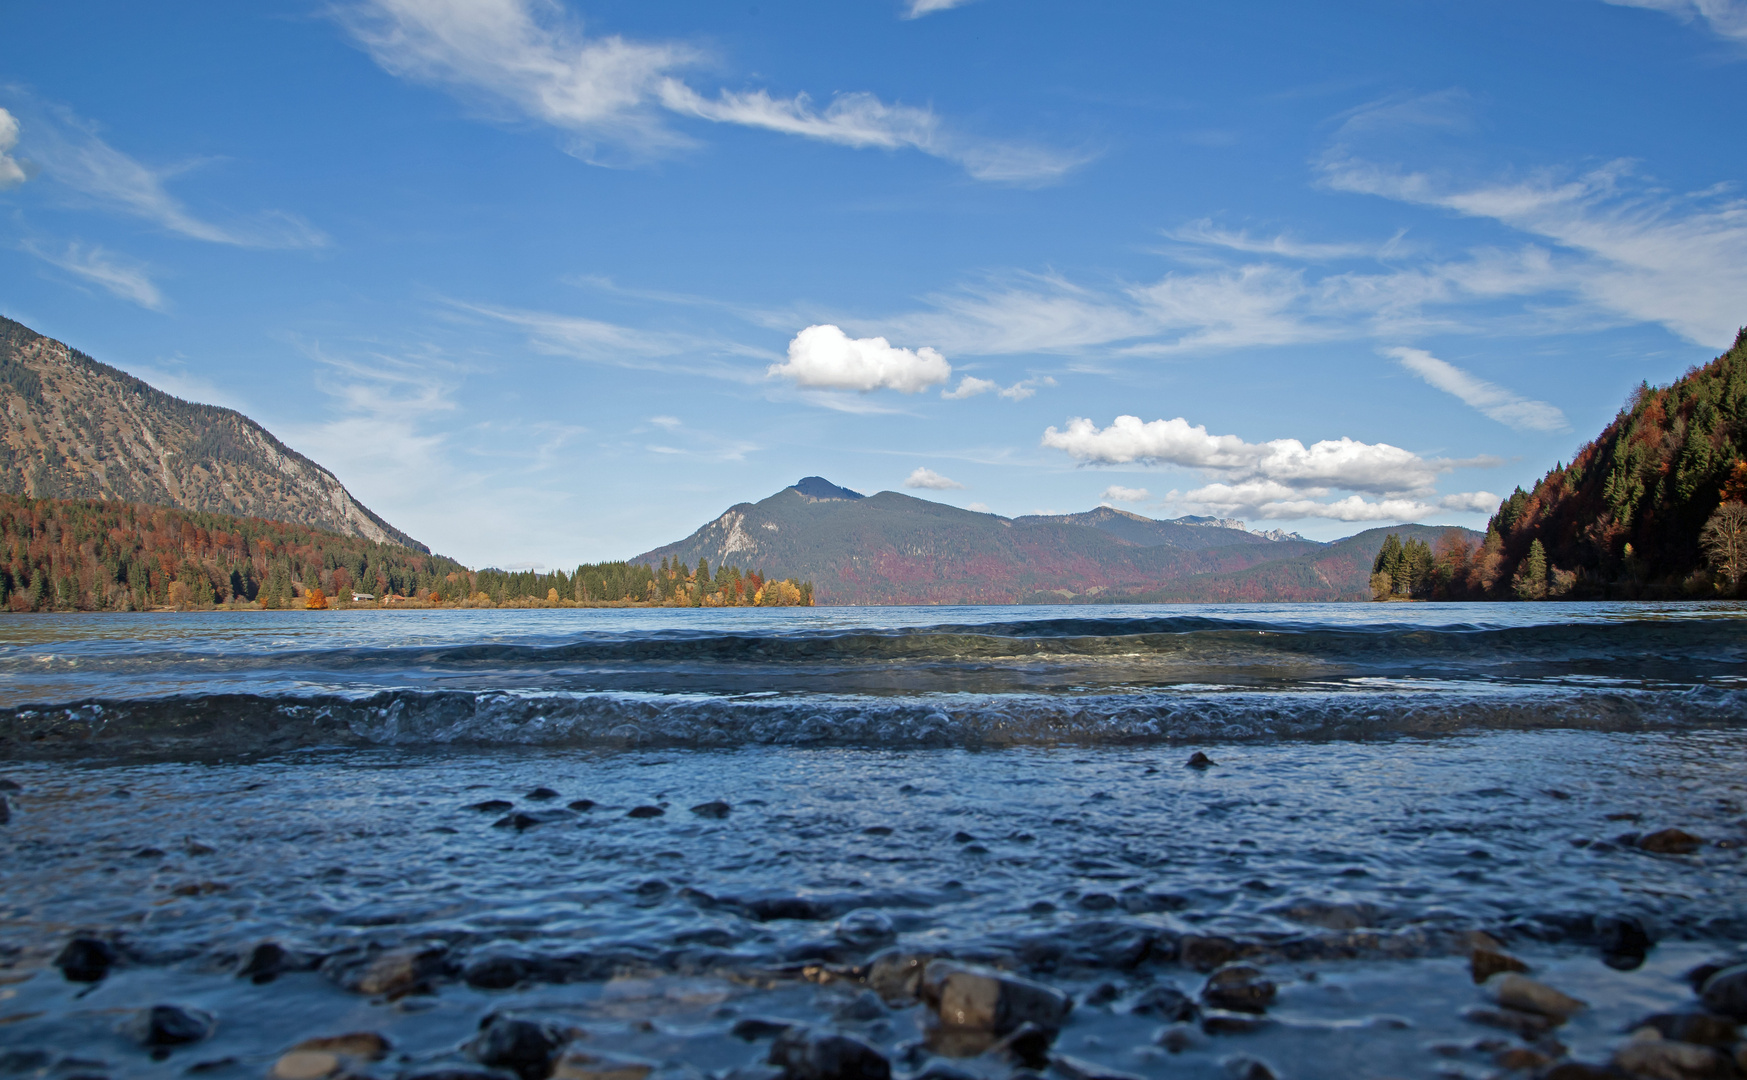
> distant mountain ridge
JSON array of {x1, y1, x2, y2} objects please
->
[
  {"x1": 635, "y1": 477, "x2": 1473, "y2": 604},
  {"x1": 0, "y1": 317, "x2": 426, "y2": 552}
]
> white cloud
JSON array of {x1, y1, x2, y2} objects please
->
[
  {"x1": 448, "y1": 299, "x2": 694, "y2": 363},
  {"x1": 22, "y1": 240, "x2": 164, "y2": 310},
  {"x1": 941, "y1": 375, "x2": 997, "y2": 399},
  {"x1": 1176, "y1": 480, "x2": 1495, "y2": 522},
  {"x1": 905, "y1": 466, "x2": 966, "y2": 490},
  {"x1": 1602, "y1": 0, "x2": 1747, "y2": 41},
  {"x1": 1100, "y1": 485, "x2": 1149, "y2": 503},
  {"x1": 770, "y1": 324, "x2": 951, "y2": 393},
  {"x1": 339, "y1": 0, "x2": 1079, "y2": 182},
  {"x1": 1041, "y1": 415, "x2": 1446, "y2": 494},
  {"x1": 1166, "y1": 218, "x2": 1403, "y2": 261},
  {"x1": 1440, "y1": 490, "x2": 1502, "y2": 513},
  {"x1": 1388, "y1": 346, "x2": 1567, "y2": 432},
  {"x1": 939, "y1": 373, "x2": 1053, "y2": 400},
  {"x1": 904, "y1": 0, "x2": 980, "y2": 17},
  {"x1": 0, "y1": 108, "x2": 28, "y2": 189},
  {"x1": 10, "y1": 100, "x2": 325, "y2": 248}
]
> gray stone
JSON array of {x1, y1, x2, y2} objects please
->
[
  {"x1": 1633, "y1": 1013, "x2": 1739, "y2": 1048},
  {"x1": 129, "y1": 1005, "x2": 214, "y2": 1046},
  {"x1": 865, "y1": 951, "x2": 931, "y2": 1003},
  {"x1": 1699, "y1": 964, "x2": 1747, "y2": 1021},
  {"x1": 322, "y1": 945, "x2": 448, "y2": 997},
  {"x1": 690, "y1": 800, "x2": 731, "y2": 819},
  {"x1": 1200, "y1": 966, "x2": 1276, "y2": 1014},
  {"x1": 468, "y1": 1015, "x2": 569, "y2": 1080},
  {"x1": 1638, "y1": 829, "x2": 1702, "y2": 855},
  {"x1": 920, "y1": 961, "x2": 1072, "y2": 1035},
  {"x1": 1130, "y1": 985, "x2": 1197, "y2": 1023},
  {"x1": 985, "y1": 1021, "x2": 1054, "y2": 1068},
  {"x1": 1613, "y1": 1039, "x2": 1733, "y2": 1080},
  {"x1": 1485, "y1": 973, "x2": 1586, "y2": 1021},
  {"x1": 55, "y1": 937, "x2": 117, "y2": 983},
  {"x1": 1220, "y1": 1056, "x2": 1277, "y2": 1080},
  {"x1": 768, "y1": 1028, "x2": 890, "y2": 1080}
]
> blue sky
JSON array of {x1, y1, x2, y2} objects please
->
[{"x1": 3, "y1": 0, "x2": 1745, "y2": 568}]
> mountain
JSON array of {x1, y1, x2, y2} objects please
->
[
  {"x1": 635, "y1": 478, "x2": 1348, "y2": 604},
  {"x1": 1484, "y1": 326, "x2": 1747, "y2": 596},
  {"x1": 1125, "y1": 524, "x2": 1480, "y2": 603},
  {"x1": 0, "y1": 317, "x2": 425, "y2": 551}
]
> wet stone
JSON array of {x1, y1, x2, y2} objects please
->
[
  {"x1": 732, "y1": 1018, "x2": 797, "y2": 1042},
  {"x1": 270, "y1": 1051, "x2": 345, "y2": 1080},
  {"x1": 0, "y1": 795, "x2": 10, "y2": 824},
  {"x1": 129, "y1": 1005, "x2": 214, "y2": 1047},
  {"x1": 462, "y1": 952, "x2": 561, "y2": 990},
  {"x1": 1639, "y1": 828, "x2": 1703, "y2": 855},
  {"x1": 1130, "y1": 985, "x2": 1198, "y2": 1023},
  {"x1": 322, "y1": 945, "x2": 448, "y2": 997},
  {"x1": 468, "y1": 1015, "x2": 570, "y2": 1080},
  {"x1": 567, "y1": 800, "x2": 596, "y2": 812},
  {"x1": 952, "y1": 832, "x2": 976, "y2": 844},
  {"x1": 55, "y1": 937, "x2": 117, "y2": 983},
  {"x1": 1613, "y1": 1039, "x2": 1734, "y2": 1079},
  {"x1": 133, "y1": 847, "x2": 165, "y2": 858},
  {"x1": 550, "y1": 1051, "x2": 654, "y2": 1080},
  {"x1": 237, "y1": 941, "x2": 316, "y2": 983},
  {"x1": 493, "y1": 809, "x2": 574, "y2": 831},
  {"x1": 1179, "y1": 936, "x2": 1241, "y2": 973},
  {"x1": 865, "y1": 951, "x2": 930, "y2": 1003},
  {"x1": 293, "y1": 1034, "x2": 390, "y2": 1059},
  {"x1": 525, "y1": 787, "x2": 559, "y2": 800},
  {"x1": 1486, "y1": 973, "x2": 1586, "y2": 1021},
  {"x1": 768, "y1": 1028, "x2": 891, "y2": 1080},
  {"x1": 0, "y1": 778, "x2": 19, "y2": 791},
  {"x1": 690, "y1": 800, "x2": 731, "y2": 818},
  {"x1": 922, "y1": 961, "x2": 1073, "y2": 1035},
  {"x1": 1462, "y1": 1006, "x2": 1556, "y2": 1039},
  {"x1": 467, "y1": 800, "x2": 514, "y2": 813},
  {"x1": 1470, "y1": 947, "x2": 1530, "y2": 983},
  {"x1": 986, "y1": 1021, "x2": 1054, "y2": 1068},
  {"x1": 1597, "y1": 914, "x2": 1653, "y2": 970},
  {"x1": 1494, "y1": 1047, "x2": 1552, "y2": 1071},
  {"x1": 1081, "y1": 982, "x2": 1120, "y2": 1007},
  {"x1": 1186, "y1": 752, "x2": 1215, "y2": 769},
  {"x1": 1633, "y1": 1013, "x2": 1740, "y2": 1048},
  {"x1": 626, "y1": 806, "x2": 665, "y2": 819},
  {"x1": 1699, "y1": 964, "x2": 1747, "y2": 1021},
  {"x1": 1201, "y1": 966, "x2": 1276, "y2": 1014}
]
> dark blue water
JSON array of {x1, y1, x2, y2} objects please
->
[{"x1": 1, "y1": 604, "x2": 1744, "y2": 1079}]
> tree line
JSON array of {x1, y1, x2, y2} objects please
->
[{"x1": 0, "y1": 496, "x2": 813, "y2": 612}]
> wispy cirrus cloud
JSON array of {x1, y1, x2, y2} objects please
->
[
  {"x1": 902, "y1": 0, "x2": 982, "y2": 18},
  {"x1": 1601, "y1": 0, "x2": 1747, "y2": 41},
  {"x1": 4, "y1": 97, "x2": 326, "y2": 248},
  {"x1": 22, "y1": 239, "x2": 165, "y2": 310},
  {"x1": 337, "y1": 0, "x2": 1083, "y2": 182},
  {"x1": 1387, "y1": 346, "x2": 1567, "y2": 432}
]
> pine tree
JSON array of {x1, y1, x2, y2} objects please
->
[{"x1": 1513, "y1": 539, "x2": 1549, "y2": 600}]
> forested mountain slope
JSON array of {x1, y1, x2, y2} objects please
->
[
  {"x1": 1486, "y1": 327, "x2": 1747, "y2": 596},
  {"x1": 0, "y1": 317, "x2": 424, "y2": 551}
]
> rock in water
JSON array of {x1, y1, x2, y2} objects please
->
[
  {"x1": 469, "y1": 1015, "x2": 569, "y2": 1080},
  {"x1": 130, "y1": 1005, "x2": 215, "y2": 1046},
  {"x1": 1486, "y1": 973, "x2": 1587, "y2": 1021},
  {"x1": 1701, "y1": 964, "x2": 1747, "y2": 1021},
  {"x1": 467, "y1": 800, "x2": 514, "y2": 813},
  {"x1": 1185, "y1": 752, "x2": 1215, "y2": 769},
  {"x1": 568, "y1": 799, "x2": 596, "y2": 812},
  {"x1": 54, "y1": 937, "x2": 117, "y2": 982},
  {"x1": 551, "y1": 1050, "x2": 655, "y2": 1080},
  {"x1": 865, "y1": 951, "x2": 931, "y2": 1003},
  {"x1": 1219, "y1": 1057, "x2": 1278, "y2": 1080},
  {"x1": 525, "y1": 787, "x2": 559, "y2": 800},
  {"x1": 768, "y1": 1028, "x2": 891, "y2": 1080},
  {"x1": 1597, "y1": 914, "x2": 1653, "y2": 970},
  {"x1": 1130, "y1": 985, "x2": 1198, "y2": 1022},
  {"x1": 921, "y1": 961, "x2": 1072, "y2": 1034},
  {"x1": 1632, "y1": 1013, "x2": 1741, "y2": 1047},
  {"x1": 987, "y1": 1021, "x2": 1055, "y2": 1068},
  {"x1": 493, "y1": 809, "x2": 575, "y2": 830},
  {"x1": 1200, "y1": 966, "x2": 1276, "y2": 1014},
  {"x1": 627, "y1": 806, "x2": 665, "y2": 819},
  {"x1": 1612, "y1": 1039, "x2": 1733, "y2": 1079},
  {"x1": 271, "y1": 1051, "x2": 343, "y2": 1080},
  {"x1": 1638, "y1": 828, "x2": 1703, "y2": 854},
  {"x1": 322, "y1": 946, "x2": 448, "y2": 997},
  {"x1": 1470, "y1": 947, "x2": 1530, "y2": 983},
  {"x1": 691, "y1": 800, "x2": 731, "y2": 819},
  {"x1": 0, "y1": 795, "x2": 10, "y2": 824},
  {"x1": 293, "y1": 1033, "x2": 391, "y2": 1059},
  {"x1": 272, "y1": 1034, "x2": 391, "y2": 1080}
]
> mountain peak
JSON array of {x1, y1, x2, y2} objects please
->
[{"x1": 790, "y1": 476, "x2": 865, "y2": 501}]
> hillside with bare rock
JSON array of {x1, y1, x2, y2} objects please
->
[{"x1": 0, "y1": 316, "x2": 425, "y2": 552}]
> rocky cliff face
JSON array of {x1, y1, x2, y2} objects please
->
[{"x1": 0, "y1": 317, "x2": 426, "y2": 552}]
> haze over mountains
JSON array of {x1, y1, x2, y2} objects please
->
[
  {"x1": 635, "y1": 476, "x2": 1475, "y2": 604},
  {"x1": 0, "y1": 317, "x2": 426, "y2": 551}
]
